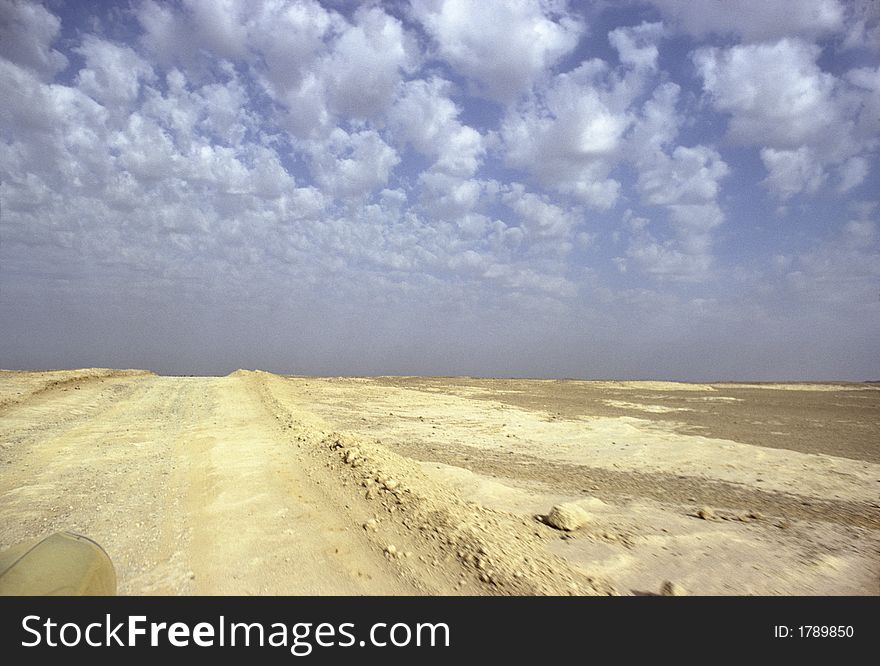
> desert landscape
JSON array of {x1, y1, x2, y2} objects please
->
[{"x1": 0, "y1": 368, "x2": 877, "y2": 596}]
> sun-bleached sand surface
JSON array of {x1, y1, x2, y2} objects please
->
[{"x1": 1, "y1": 370, "x2": 877, "y2": 595}]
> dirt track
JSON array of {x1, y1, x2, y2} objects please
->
[
  {"x1": 1, "y1": 371, "x2": 426, "y2": 593},
  {"x1": 1, "y1": 370, "x2": 878, "y2": 595}
]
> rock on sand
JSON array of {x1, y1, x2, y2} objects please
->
[{"x1": 545, "y1": 503, "x2": 591, "y2": 531}]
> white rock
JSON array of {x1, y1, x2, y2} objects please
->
[
  {"x1": 545, "y1": 503, "x2": 591, "y2": 531},
  {"x1": 697, "y1": 506, "x2": 716, "y2": 520}
]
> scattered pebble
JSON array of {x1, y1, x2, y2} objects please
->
[{"x1": 660, "y1": 581, "x2": 686, "y2": 596}]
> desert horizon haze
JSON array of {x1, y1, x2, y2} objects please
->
[{"x1": 1, "y1": 0, "x2": 879, "y2": 379}]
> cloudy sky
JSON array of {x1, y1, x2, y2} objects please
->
[{"x1": 1, "y1": 0, "x2": 878, "y2": 379}]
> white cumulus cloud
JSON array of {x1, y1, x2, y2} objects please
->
[
  {"x1": 695, "y1": 38, "x2": 875, "y2": 199},
  {"x1": 0, "y1": 0, "x2": 68, "y2": 79},
  {"x1": 410, "y1": 0, "x2": 582, "y2": 102}
]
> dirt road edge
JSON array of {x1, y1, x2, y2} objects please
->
[{"x1": 249, "y1": 370, "x2": 618, "y2": 596}]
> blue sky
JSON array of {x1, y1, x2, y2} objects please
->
[{"x1": 1, "y1": 0, "x2": 878, "y2": 379}]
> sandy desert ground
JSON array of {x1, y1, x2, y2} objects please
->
[{"x1": 0, "y1": 368, "x2": 877, "y2": 596}]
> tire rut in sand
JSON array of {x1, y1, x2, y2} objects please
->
[{"x1": 174, "y1": 374, "x2": 422, "y2": 595}]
